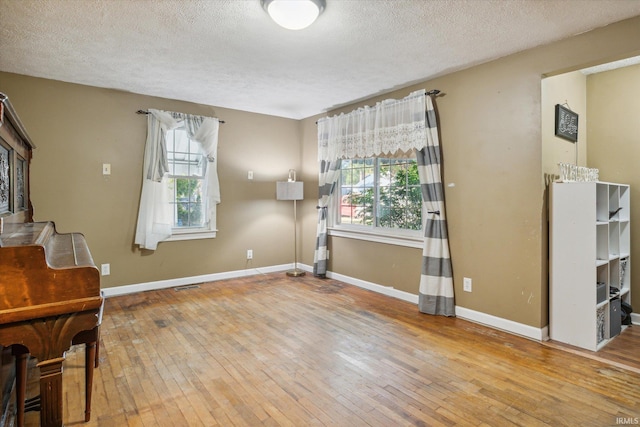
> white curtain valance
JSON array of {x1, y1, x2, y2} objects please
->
[
  {"x1": 317, "y1": 89, "x2": 427, "y2": 161},
  {"x1": 146, "y1": 110, "x2": 219, "y2": 181}
]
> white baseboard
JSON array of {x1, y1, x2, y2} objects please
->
[
  {"x1": 632, "y1": 312, "x2": 640, "y2": 326},
  {"x1": 455, "y1": 306, "x2": 549, "y2": 341},
  {"x1": 323, "y1": 271, "x2": 547, "y2": 341},
  {"x1": 324, "y1": 271, "x2": 419, "y2": 304},
  {"x1": 102, "y1": 262, "x2": 419, "y2": 304},
  {"x1": 101, "y1": 263, "x2": 296, "y2": 297}
]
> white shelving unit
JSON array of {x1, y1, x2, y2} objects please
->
[{"x1": 550, "y1": 181, "x2": 631, "y2": 351}]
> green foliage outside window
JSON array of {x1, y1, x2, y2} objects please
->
[
  {"x1": 380, "y1": 163, "x2": 422, "y2": 230},
  {"x1": 171, "y1": 178, "x2": 203, "y2": 227},
  {"x1": 345, "y1": 159, "x2": 422, "y2": 231}
]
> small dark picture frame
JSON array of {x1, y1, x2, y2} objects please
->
[{"x1": 555, "y1": 104, "x2": 578, "y2": 143}]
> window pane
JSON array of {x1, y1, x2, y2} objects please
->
[
  {"x1": 190, "y1": 154, "x2": 204, "y2": 177},
  {"x1": 340, "y1": 158, "x2": 376, "y2": 226},
  {"x1": 176, "y1": 202, "x2": 204, "y2": 227},
  {"x1": 173, "y1": 162, "x2": 189, "y2": 176},
  {"x1": 337, "y1": 156, "x2": 422, "y2": 232},
  {"x1": 169, "y1": 178, "x2": 205, "y2": 228},
  {"x1": 166, "y1": 129, "x2": 175, "y2": 152},
  {"x1": 166, "y1": 130, "x2": 175, "y2": 175},
  {"x1": 379, "y1": 158, "x2": 421, "y2": 230},
  {"x1": 165, "y1": 125, "x2": 207, "y2": 230},
  {"x1": 166, "y1": 128, "x2": 205, "y2": 178},
  {"x1": 174, "y1": 129, "x2": 189, "y2": 153},
  {"x1": 189, "y1": 138, "x2": 201, "y2": 157}
]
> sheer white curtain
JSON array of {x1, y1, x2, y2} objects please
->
[
  {"x1": 134, "y1": 109, "x2": 220, "y2": 250},
  {"x1": 318, "y1": 89, "x2": 428, "y2": 161}
]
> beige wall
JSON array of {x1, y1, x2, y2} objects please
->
[
  {"x1": 3, "y1": 15, "x2": 640, "y2": 330},
  {"x1": 0, "y1": 72, "x2": 303, "y2": 289},
  {"x1": 301, "y1": 16, "x2": 640, "y2": 329},
  {"x1": 587, "y1": 63, "x2": 640, "y2": 310},
  {"x1": 541, "y1": 71, "x2": 588, "y2": 179}
]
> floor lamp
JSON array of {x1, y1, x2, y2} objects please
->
[{"x1": 277, "y1": 169, "x2": 305, "y2": 277}]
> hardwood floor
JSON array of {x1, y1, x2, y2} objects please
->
[
  {"x1": 24, "y1": 273, "x2": 640, "y2": 426},
  {"x1": 543, "y1": 323, "x2": 640, "y2": 374}
]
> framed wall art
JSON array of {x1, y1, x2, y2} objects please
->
[{"x1": 555, "y1": 104, "x2": 578, "y2": 142}]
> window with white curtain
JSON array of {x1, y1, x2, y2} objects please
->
[
  {"x1": 317, "y1": 89, "x2": 428, "y2": 248},
  {"x1": 134, "y1": 109, "x2": 220, "y2": 250}
]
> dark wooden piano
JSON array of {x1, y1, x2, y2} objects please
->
[{"x1": 0, "y1": 93, "x2": 103, "y2": 427}]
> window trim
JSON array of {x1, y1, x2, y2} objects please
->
[
  {"x1": 328, "y1": 224, "x2": 423, "y2": 248},
  {"x1": 165, "y1": 227, "x2": 217, "y2": 242}
]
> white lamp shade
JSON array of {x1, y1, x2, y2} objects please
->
[{"x1": 277, "y1": 181, "x2": 304, "y2": 200}]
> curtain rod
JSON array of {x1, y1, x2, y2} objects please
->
[
  {"x1": 315, "y1": 89, "x2": 441, "y2": 124},
  {"x1": 136, "y1": 110, "x2": 225, "y2": 124},
  {"x1": 136, "y1": 89, "x2": 439, "y2": 124}
]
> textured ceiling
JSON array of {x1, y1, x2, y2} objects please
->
[{"x1": 2, "y1": 0, "x2": 640, "y2": 120}]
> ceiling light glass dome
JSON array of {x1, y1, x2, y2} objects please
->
[{"x1": 261, "y1": 0, "x2": 326, "y2": 30}]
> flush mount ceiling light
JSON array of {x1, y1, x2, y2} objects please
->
[{"x1": 261, "y1": 0, "x2": 326, "y2": 30}]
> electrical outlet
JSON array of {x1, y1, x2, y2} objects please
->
[
  {"x1": 101, "y1": 263, "x2": 110, "y2": 276},
  {"x1": 463, "y1": 277, "x2": 472, "y2": 292},
  {"x1": 247, "y1": 249, "x2": 253, "y2": 260}
]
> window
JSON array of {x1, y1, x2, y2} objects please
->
[
  {"x1": 332, "y1": 156, "x2": 423, "y2": 246},
  {"x1": 135, "y1": 109, "x2": 220, "y2": 250},
  {"x1": 164, "y1": 127, "x2": 214, "y2": 240}
]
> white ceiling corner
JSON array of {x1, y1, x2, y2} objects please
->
[{"x1": 1, "y1": 0, "x2": 640, "y2": 120}]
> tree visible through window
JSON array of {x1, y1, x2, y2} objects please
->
[
  {"x1": 166, "y1": 128, "x2": 206, "y2": 229},
  {"x1": 339, "y1": 157, "x2": 422, "y2": 231}
]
